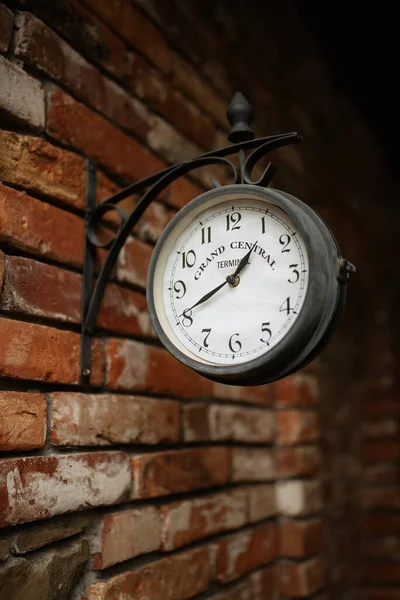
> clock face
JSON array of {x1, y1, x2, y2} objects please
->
[{"x1": 151, "y1": 191, "x2": 310, "y2": 367}]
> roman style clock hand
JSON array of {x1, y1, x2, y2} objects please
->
[{"x1": 226, "y1": 240, "x2": 258, "y2": 285}]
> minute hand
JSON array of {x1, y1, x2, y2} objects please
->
[{"x1": 183, "y1": 280, "x2": 228, "y2": 313}]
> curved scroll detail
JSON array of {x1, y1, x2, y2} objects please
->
[{"x1": 241, "y1": 132, "x2": 302, "y2": 186}]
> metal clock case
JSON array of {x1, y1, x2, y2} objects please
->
[{"x1": 147, "y1": 184, "x2": 351, "y2": 386}]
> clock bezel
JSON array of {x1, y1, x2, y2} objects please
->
[{"x1": 147, "y1": 184, "x2": 342, "y2": 386}]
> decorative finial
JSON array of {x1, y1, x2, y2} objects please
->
[{"x1": 227, "y1": 92, "x2": 255, "y2": 143}]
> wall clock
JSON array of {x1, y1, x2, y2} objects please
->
[{"x1": 147, "y1": 184, "x2": 354, "y2": 386}]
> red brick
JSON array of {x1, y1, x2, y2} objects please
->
[
  {"x1": 363, "y1": 397, "x2": 400, "y2": 415},
  {"x1": 276, "y1": 410, "x2": 319, "y2": 444},
  {"x1": 365, "y1": 562, "x2": 400, "y2": 584},
  {"x1": 15, "y1": 13, "x2": 149, "y2": 140},
  {"x1": 364, "y1": 514, "x2": 400, "y2": 535},
  {"x1": 209, "y1": 405, "x2": 274, "y2": 443},
  {"x1": 183, "y1": 403, "x2": 210, "y2": 442},
  {"x1": 0, "y1": 392, "x2": 46, "y2": 451},
  {"x1": 232, "y1": 448, "x2": 275, "y2": 482},
  {"x1": 212, "y1": 381, "x2": 274, "y2": 406},
  {"x1": 248, "y1": 484, "x2": 276, "y2": 522},
  {"x1": 135, "y1": 200, "x2": 173, "y2": 245},
  {"x1": 85, "y1": 547, "x2": 209, "y2": 600},
  {"x1": 105, "y1": 338, "x2": 212, "y2": 398},
  {"x1": 363, "y1": 416, "x2": 399, "y2": 439},
  {"x1": 0, "y1": 56, "x2": 44, "y2": 130},
  {"x1": 250, "y1": 565, "x2": 278, "y2": 600},
  {"x1": 169, "y1": 177, "x2": 204, "y2": 210},
  {"x1": 171, "y1": 53, "x2": 228, "y2": 127},
  {"x1": 0, "y1": 183, "x2": 83, "y2": 267},
  {"x1": 211, "y1": 523, "x2": 277, "y2": 583},
  {"x1": 92, "y1": 506, "x2": 160, "y2": 570},
  {"x1": 0, "y1": 131, "x2": 116, "y2": 211},
  {"x1": 364, "y1": 464, "x2": 399, "y2": 485},
  {"x1": 160, "y1": 489, "x2": 247, "y2": 551},
  {"x1": 0, "y1": 5, "x2": 12, "y2": 54},
  {"x1": 276, "y1": 446, "x2": 321, "y2": 477},
  {"x1": 0, "y1": 319, "x2": 104, "y2": 385},
  {"x1": 50, "y1": 393, "x2": 180, "y2": 446},
  {"x1": 131, "y1": 54, "x2": 214, "y2": 148},
  {"x1": 363, "y1": 441, "x2": 400, "y2": 462},
  {"x1": 366, "y1": 589, "x2": 400, "y2": 599},
  {"x1": 209, "y1": 581, "x2": 251, "y2": 600},
  {"x1": 46, "y1": 87, "x2": 163, "y2": 183},
  {"x1": 362, "y1": 488, "x2": 400, "y2": 510},
  {"x1": 363, "y1": 536, "x2": 400, "y2": 559},
  {"x1": 0, "y1": 255, "x2": 151, "y2": 336},
  {"x1": 81, "y1": 0, "x2": 173, "y2": 73},
  {"x1": 22, "y1": 0, "x2": 131, "y2": 80},
  {"x1": 273, "y1": 374, "x2": 319, "y2": 407},
  {"x1": 276, "y1": 481, "x2": 322, "y2": 517},
  {"x1": 132, "y1": 447, "x2": 230, "y2": 499},
  {"x1": 280, "y1": 558, "x2": 325, "y2": 597},
  {"x1": 116, "y1": 236, "x2": 152, "y2": 289},
  {"x1": 0, "y1": 452, "x2": 130, "y2": 527},
  {"x1": 280, "y1": 519, "x2": 325, "y2": 558}
]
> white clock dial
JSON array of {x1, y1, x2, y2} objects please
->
[{"x1": 152, "y1": 194, "x2": 309, "y2": 366}]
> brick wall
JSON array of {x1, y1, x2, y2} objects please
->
[{"x1": 0, "y1": 1, "x2": 398, "y2": 599}]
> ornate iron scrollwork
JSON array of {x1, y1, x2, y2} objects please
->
[{"x1": 80, "y1": 92, "x2": 302, "y2": 384}]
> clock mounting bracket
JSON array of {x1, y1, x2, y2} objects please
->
[{"x1": 80, "y1": 92, "x2": 303, "y2": 384}]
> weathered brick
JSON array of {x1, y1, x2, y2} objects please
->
[
  {"x1": 248, "y1": 484, "x2": 276, "y2": 522},
  {"x1": 0, "y1": 56, "x2": 44, "y2": 130},
  {"x1": 81, "y1": 0, "x2": 173, "y2": 73},
  {"x1": 46, "y1": 87, "x2": 163, "y2": 183},
  {"x1": 273, "y1": 374, "x2": 319, "y2": 407},
  {"x1": 85, "y1": 547, "x2": 210, "y2": 600},
  {"x1": 362, "y1": 488, "x2": 400, "y2": 510},
  {"x1": 0, "y1": 319, "x2": 104, "y2": 385},
  {"x1": 131, "y1": 54, "x2": 215, "y2": 148},
  {"x1": 363, "y1": 535, "x2": 400, "y2": 559},
  {"x1": 50, "y1": 392, "x2": 180, "y2": 446},
  {"x1": 232, "y1": 448, "x2": 275, "y2": 482},
  {"x1": 116, "y1": 235, "x2": 152, "y2": 289},
  {"x1": 169, "y1": 176, "x2": 204, "y2": 210},
  {"x1": 12, "y1": 515, "x2": 88, "y2": 554},
  {"x1": 276, "y1": 481, "x2": 322, "y2": 517},
  {"x1": 0, "y1": 392, "x2": 46, "y2": 451},
  {"x1": 280, "y1": 558, "x2": 325, "y2": 597},
  {"x1": 15, "y1": 13, "x2": 150, "y2": 140},
  {"x1": 365, "y1": 562, "x2": 400, "y2": 584},
  {"x1": 211, "y1": 523, "x2": 277, "y2": 583},
  {"x1": 209, "y1": 405, "x2": 274, "y2": 443},
  {"x1": 363, "y1": 416, "x2": 399, "y2": 439},
  {"x1": 0, "y1": 4, "x2": 13, "y2": 54},
  {"x1": 365, "y1": 514, "x2": 400, "y2": 535},
  {"x1": 250, "y1": 565, "x2": 278, "y2": 600},
  {"x1": 365, "y1": 590, "x2": 400, "y2": 600},
  {"x1": 211, "y1": 381, "x2": 274, "y2": 406},
  {"x1": 183, "y1": 403, "x2": 210, "y2": 442},
  {"x1": 21, "y1": 0, "x2": 131, "y2": 80},
  {"x1": 0, "y1": 183, "x2": 83, "y2": 267},
  {"x1": 276, "y1": 446, "x2": 321, "y2": 477},
  {"x1": 276, "y1": 410, "x2": 319, "y2": 444},
  {"x1": 92, "y1": 506, "x2": 160, "y2": 569},
  {"x1": 0, "y1": 539, "x2": 89, "y2": 600},
  {"x1": 0, "y1": 131, "x2": 116, "y2": 211},
  {"x1": 106, "y1": 338, "x2": 212, "y2": 398},
  {"x1": 209, "y1": 581, "x2": 251, "y2": 600},
  {"x1": 161, "y1": 489, "x2": 247, "y2": 551},
  {"x1": 132, "y1": 447, "x2": 230, "y2": 499},
  {"x1": 0, "y1": 255, "x2": 151, "y2": 337},
  {"x1": 280, "y1": 519, "x2": 325, "y2": 558},
  {"x1": 0, "y1": 452, "x2": 130, "y2": 527},
  {"x1": 363, "y1": 440, "x2": 400, "y2": 462}
]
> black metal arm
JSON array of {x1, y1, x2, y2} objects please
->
[{"x1": 80, "y1": 92, "x2": 302, "y2": 384}]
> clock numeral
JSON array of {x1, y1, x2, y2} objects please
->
[
  {"x1": 261, "y1": 322, "x2": 272, "y2": 344},
  {"x1": 228, "y1": 333, "x2": 242, "y2": 353},
  {"x1": 181, "y1": 308, "x2": 193, "y2": 327},
  {"x1": 201, "y1": 328, "x2": 212, "y2": 347},
  {"x1": 182, "y1": 250, "x2": 196, "y2": 269},
  {"x1": 201, "y1": 226, "x2": 212, "y2": 244},
  {"x1": 226, "y1": 212, "x2": 242, "y2": 231},
  {"x1": 279, "y1": 234, "x2": 291, "y2": 253},
  {"x1": 261, "y1": 216, "x2": 266, "y2": 234},
  {"x1": 173, "y1": 280, "x2": 186, "y2": 299},
  {"x1": 279, "y1": 297, "x2": 297, "y2": 316},
  {"x1": 288, "y1": 264, "x2": 300, "y2": 284}
]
